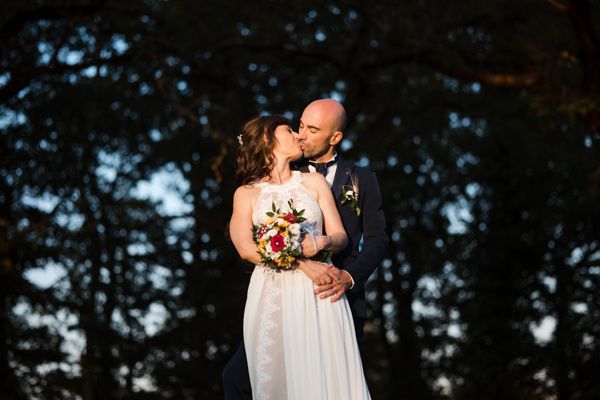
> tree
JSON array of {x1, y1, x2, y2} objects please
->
[{"x1": 1, "y1": 0, "x2": 599, "y2": 399}]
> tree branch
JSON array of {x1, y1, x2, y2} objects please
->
[
  {"x1": 0, "y1": 5, "x2": 102, "y2": 39},
  {"x1": 215, "y1": 39, "x2": 345, "y2": 70},
  {"x1": 0, "y1": 51, "x2": 132, "y2": 103},
  {"x1": 360, "y1": 50, "x2": 540, "y2": 88},
  {"x1": 566, "y1": 0, "x2": 600, "y2": 131},
  {"x1": 546, "y1": 0, "x2": 572, "y2": 14},
  {"x1": 0, "y1": 3, "x2": 159, "y2": 40}
]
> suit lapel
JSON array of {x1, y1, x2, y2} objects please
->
[
  {"x1": 331, "y1": 155, "x2": 354, "y2": 202},
  {"x1": 296, "y1": 154, "x2": 353, "y2": 201}
]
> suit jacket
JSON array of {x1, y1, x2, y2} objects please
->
[{"x1": 293, "y1": 155, "x2": 390, "y2": 336}]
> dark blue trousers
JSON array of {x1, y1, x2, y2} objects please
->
[{"x1": 222, "y1": 341, "x2": 252, "y2": 400}]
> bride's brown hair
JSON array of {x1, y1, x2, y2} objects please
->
[{"x1": 234, "y1": 114, "x2": 292, "y2": 187}]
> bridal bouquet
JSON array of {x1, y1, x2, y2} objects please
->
[
  {"x1": 253, "y1": 200, "x2": 306, "y2": 269},
  {"x1": 253, "y1": 200, "x2": 333, "y2": 269}
]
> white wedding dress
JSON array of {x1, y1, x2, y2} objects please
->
[{"x1": 243, "y1": 170, "x2": 371, "y2": 400}]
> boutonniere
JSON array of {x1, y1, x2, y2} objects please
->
[{"x1": 339, "y1": 173, "x2": 361, "y2": 216}]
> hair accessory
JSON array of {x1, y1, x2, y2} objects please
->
[{"x1": 237, "y1": 134, "x2": 243, "y2": 145}]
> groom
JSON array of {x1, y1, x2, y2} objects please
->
[{"x1": 222, "y1": 99, "x2": 389, "y2": 399}]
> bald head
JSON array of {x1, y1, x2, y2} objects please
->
[
  {"x1": 303, "y1": 99, "x2": 346, "y2": 132},
  {"x1": 297, "y1": 98, "x2": 346, "y2": 161}
]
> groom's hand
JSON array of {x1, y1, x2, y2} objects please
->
[{"x1": 314, "y1": 265, "x2": 352, "y2": 302}]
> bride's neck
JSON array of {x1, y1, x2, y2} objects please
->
[{"x1": 267, "y1": 161, "x2": 292, "y2": 184}]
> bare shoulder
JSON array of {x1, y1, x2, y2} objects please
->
[
  {"x1": 233, "y1": 184, "x2": 261, "y2": 203},
  {"x1": 300, "y1": 172, "x2": 329, "y2": 200},
  {"x1": 301, "y1": 171, "x2": 328, "y2": 189}
]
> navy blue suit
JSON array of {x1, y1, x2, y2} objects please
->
[{"x1": 222, "y1": 155, "x2": 389, "y2": 399}]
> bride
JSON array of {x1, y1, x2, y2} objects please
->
[{"x1": 229, "y1": 114, "x2": 371, "y2": 399}]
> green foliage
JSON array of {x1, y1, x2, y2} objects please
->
[{"x1": 1, "y1": 0, "x2": 599, "y2": 399}]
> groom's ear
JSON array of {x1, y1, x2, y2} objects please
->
[{"x1": 330, "y1": 130, "x2": 343, "y2": 146}]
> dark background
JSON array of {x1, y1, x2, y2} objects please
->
[{"x1": 1, "y1": 1, "x2": 599, "y2": 399}]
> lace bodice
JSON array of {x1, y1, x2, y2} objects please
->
[{"x1": 252, "y1": 170, "x2": 323, "y2": 236}]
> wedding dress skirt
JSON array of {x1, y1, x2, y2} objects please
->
[{"x1": 243, "y1": 171, "x2": 371, "y2": 400}]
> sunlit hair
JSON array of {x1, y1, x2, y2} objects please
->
[{"x1": 235, "y1": 114, "x2": 292, "y2": 187}]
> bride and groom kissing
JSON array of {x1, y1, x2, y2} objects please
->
[{"x1": 223, "y1": 99, "x2": 389, "y2": 399}]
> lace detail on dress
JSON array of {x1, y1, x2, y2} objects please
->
[
  {"x1": 254, "y1": 272, "x2": 285, "y2": 400},
  {"x1": 252, "y1": 171, "x2": 322, "y2": 236},
  {"x1": 253, "y1": 169, "x2": 303, "y2": 191}
]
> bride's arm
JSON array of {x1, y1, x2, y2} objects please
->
[
  {"x1": 229, "y1": 186, "x2": 262, "y2": 265},
  {"x1": 311, "y1": 174, "x2": 348, "y2": 254}
]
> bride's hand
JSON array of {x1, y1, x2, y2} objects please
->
[
  {"x1": 300, "y1": 234, "x2": 318, "y2": 258},
  {"x1": 300, "y1": 233, "x2": 329, "y2": 258},
  {"x1": 297, "y1": 259, "x2": 332, "y2": 285}
]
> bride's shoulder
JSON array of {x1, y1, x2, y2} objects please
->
[
  {"x1": 299, "y1": 172, "x2": 328, "y2": 190},
  {"x1": 233, "y1": 184, "x2": 261, "y2": 200},
  {"x1": 300, "y1": 171, "x2": 324, "y2": 182}
]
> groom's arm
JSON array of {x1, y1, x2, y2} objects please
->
[{"x1": 343, "y1": 171, "x2": 389, "y2": 292}]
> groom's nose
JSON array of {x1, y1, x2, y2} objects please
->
[{"x1": 296, "y1": 128, "x2": 306, "y2": 140}]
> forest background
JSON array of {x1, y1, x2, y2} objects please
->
[{"x1": 1, "y1": 1, "x2": 599, "y2": 399}]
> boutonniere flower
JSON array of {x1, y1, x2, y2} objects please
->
[{"x1": 339, "y1": 173, "x2": 361, "y2": 216}]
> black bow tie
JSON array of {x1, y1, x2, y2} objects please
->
[{"x1": 310, "y1": 159, "x2": 337, "y2": 176}]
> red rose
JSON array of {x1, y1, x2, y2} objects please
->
[
  {"x1": 270, "y1": 234, "x2": 286, "y2": 252},
  {"x1": 283, "y1": 213, "x2": 297, "y2": 223}
]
